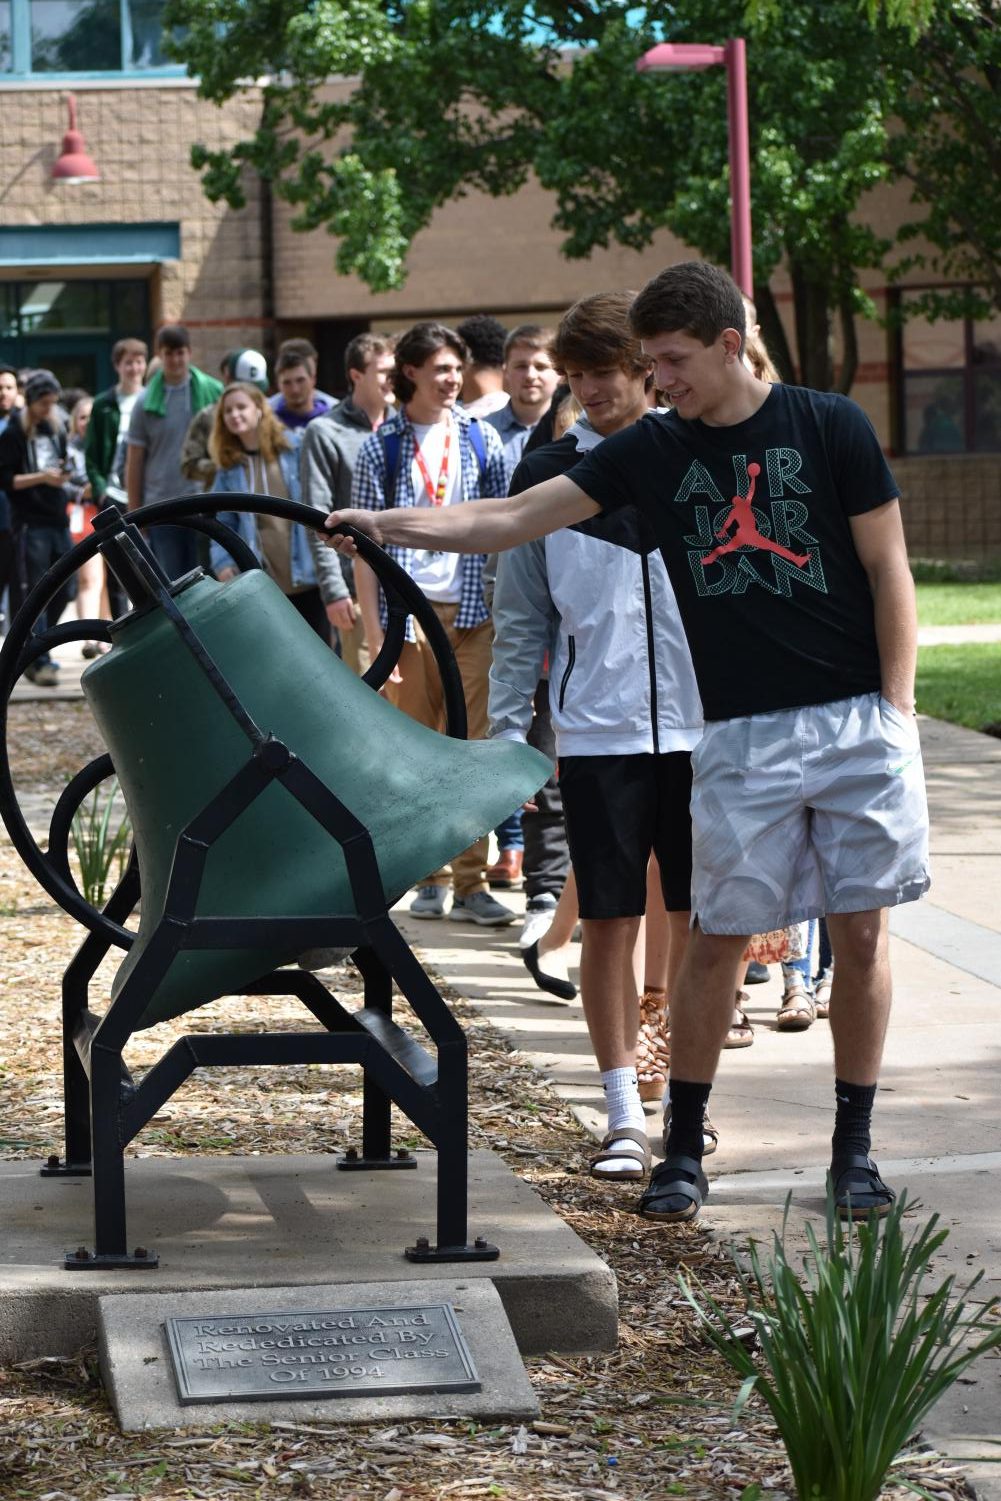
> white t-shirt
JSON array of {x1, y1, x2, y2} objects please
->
[
  {"x1": 109, "y1": 387, "x2": 142, "y2": 495},
  {"x1": 408, "y1": 418, "x2": 462, "y2": 601},
  {"x1": 117, "y1": 388, "x2": 141, "y2": 440}
]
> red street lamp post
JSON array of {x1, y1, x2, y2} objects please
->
[{"x1": 636, "y1": 39, "x2": 752, "y2": 298}]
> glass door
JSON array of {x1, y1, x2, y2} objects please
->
[
  {"x1": 20, "y1": 334, "x2": 103, "y2": 395},
  {"x1": 2, "y1": 276, "x2": 150, "y2": 395}
]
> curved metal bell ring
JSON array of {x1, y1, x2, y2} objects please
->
[{"x1": 0, "y1": 494, "x2": 470, "y2": 950}]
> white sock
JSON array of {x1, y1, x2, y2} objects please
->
[{"x1": 596, "y1": 1067, "x2": 647, "y2": 1176}]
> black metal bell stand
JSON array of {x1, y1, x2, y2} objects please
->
[{"x1": 0, "y1": 496, "x2": 499, "y2": 1270}]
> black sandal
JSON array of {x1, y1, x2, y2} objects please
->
[
  {"x1": 638, "y1": 1152, "x2": 708, "y2": 1222},
  {"x1": 831, "y1": 1154, "x2": 896, "y2": 1220},
  {"x1": 522, "y1": 940, "x2": 577, "y2": 1001}
]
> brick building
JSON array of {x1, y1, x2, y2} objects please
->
[
  {"x1": 0, "y1": 82, "x2": 267, "y2": 392},
  {"x1": 1, "y1": 29, "x2": 997, "y2": 561}
]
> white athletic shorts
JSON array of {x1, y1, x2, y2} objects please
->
[{"x1": 690, "y1": 691, "x2": 930, "y2": 935}]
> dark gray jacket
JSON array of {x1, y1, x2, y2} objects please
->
[{"x1": 302, "y1": 396, "x2": 389, "y2": 603}]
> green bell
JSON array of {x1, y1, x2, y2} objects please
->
[{"x1": 82, "y1": 569, "x2": 551, "y2": 1028}]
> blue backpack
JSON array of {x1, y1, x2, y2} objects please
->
[{"x1": 381, "y1": 418, "x2": 487, "y2": 505}]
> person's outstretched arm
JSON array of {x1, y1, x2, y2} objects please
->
[{"x1": 324, "y1": 474, "x2": 598, "y2": 556}]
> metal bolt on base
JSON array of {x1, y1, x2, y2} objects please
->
[
  {"x1": 405, "y1": 1235, "x2": 500, "y2": 1264},
  {"x1": 40, "y1": 1154, "x2": 92, "y2": 1178},
  {"x1": 63, "y1": 1246, "x2": 160, "y2": 1270},
  {"x1": 337, "y1": 1144, "x2": 419, "y2": 1171}
]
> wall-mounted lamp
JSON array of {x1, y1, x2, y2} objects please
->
[{"x1": 52, "y1": 94, "x2": 101, "y2": 185}]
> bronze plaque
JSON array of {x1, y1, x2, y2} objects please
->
[{"x1": 164, "y1": 1303, "x2": 480, "y2": 1405}]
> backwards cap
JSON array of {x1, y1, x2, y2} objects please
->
[{"x1": 224, "y1": 348, "x2": 269, "y2": 393}]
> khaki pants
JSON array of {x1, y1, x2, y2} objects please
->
[
  {"x1": 339, "y1": 612, "x2": 371, "y2": 676},
  {"x1": 387, "y1": 604, "x2": 492, "y2": 897}
]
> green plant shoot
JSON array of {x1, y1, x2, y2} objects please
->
[
  {"x1": 680, "y1": 1191, "x2": 1001, "y2": 1501},
  {"x1": 70, "y1": 779, "x2": 132, "y2": 908}
]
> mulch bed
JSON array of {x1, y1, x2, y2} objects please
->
[{"x1": 0, "y1": 701, "x2": 974, "y2": 1500}]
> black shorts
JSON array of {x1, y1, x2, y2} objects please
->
[{"x1": 557, "y1": 751, "x2": 694, "y2": 920}]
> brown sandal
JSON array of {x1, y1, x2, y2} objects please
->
[
  {"x1": 776, "y1": 979, "x2": 816, "y2": 1031},
  {"x1": 662, "y1": 1102, "x2": 719, "y2": 1157},
  {"x1": 813, "y1": 971, "x2": 833, "y2": 1019},
  {"x1": 589, "y1": 1126, "x2": 652, "y2": 1181},
  {"x1": 723, "y1": 989, "x2": 755, "y2": 1049},
  {"x1": 636, "y1": 990, "x2": 671, "y2": 1102}
]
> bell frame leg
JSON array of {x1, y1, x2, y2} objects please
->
[
  {"x1": 64, "y1": 1039, "x2": 158, "y2": 1270},
  {"x1": 42, "y1": 857, "x2": 141, "y2": 1179},
  {"x1": 40, "y1": 940, "x2": 98, "y2": 1178},
  {"x1": 337, "y1": 947, "x2": 416, "y2": 1171}
]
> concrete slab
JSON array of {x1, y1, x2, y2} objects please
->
[
  {"x1": 0, "y1": 1149, "x2": 617, "y2": 1365},
  {"x1": 919, "y1": 713, "x2": 1001, "y2": 767},
  {"x1": 890, "y1": 903, "x2": 1001, "y2": 987},
  {"x1": 920, "y1": 854, "x2": 1001, "y2": 937},
  {"x1": 99, "y1": 1278, "x2": 539, "y2": 1431}
]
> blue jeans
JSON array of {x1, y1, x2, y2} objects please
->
[
  {"x1": 146, "y1": 521, "x2": 199, "y2": 581},
  {"x1": 781, "y1": 919, "x2": 817, "y2": 990},
  {"x1": 815, "y1": 915, "x2": 833, "y2": 980},
  {"x1": 23, "y1": 524, "x2": 74, "y2": 666},
  {"x1": 494, "y1": 806, "x2": 525, "y2": 852}
]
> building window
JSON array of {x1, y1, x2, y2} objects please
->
[
  {"x1": 0, "y1": 276, "x2": 150, "y2": 394},
  {"x1": 0, "y1": 3, "x2": 12, "y2": 69},
  {"x1": 899, "y1": 289, "x2": 1001, "y2": 454},
  {"x1": 2, "y1": 0, "x2": 178, "y2": 73}
]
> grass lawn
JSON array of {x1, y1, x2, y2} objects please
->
[
  {"x1": 915, "y1": 581, "x2": 1001, "y2": 626},
  {"x1": 916, "y1": 642, "x2": 1001, "y2": 731}
]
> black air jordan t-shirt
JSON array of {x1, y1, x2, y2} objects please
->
[{"x1": 566, "y1": 385, "x2": 899, "y2": 721}]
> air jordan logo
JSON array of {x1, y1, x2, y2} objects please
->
[{"x1": 700, "y1": 462, "x2": 811, "y2": 569}]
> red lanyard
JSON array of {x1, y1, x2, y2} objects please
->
[{"x1": 412, "y1": 420, "x2": 452, "y2": 505}]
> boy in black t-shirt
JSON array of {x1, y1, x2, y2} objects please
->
[{"x1": 326, "y1": 261, "x2": 931, "y2": 1226}]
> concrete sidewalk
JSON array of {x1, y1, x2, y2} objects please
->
[{"x1": 396, "y1": 711, "x2": 1001, "y2": 1496}]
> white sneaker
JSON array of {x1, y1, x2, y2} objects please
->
[
  {"x1": 519, "y1": 893, "x2": 557, "y2": 950},
  {"x1": 410, "y1": 884, "x2": 448, "y2": 919}
]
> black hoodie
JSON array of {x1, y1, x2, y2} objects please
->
[{"x1": 0, "y1": 412, "x2": 71, "y2": 527}]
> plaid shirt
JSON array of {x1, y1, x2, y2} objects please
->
[
  {"x1": 351, "y1": 407, "x2": 507, "y2": 641},
  {"x1": 485, "y1": 401, "x2": 535, "y2": 488}
]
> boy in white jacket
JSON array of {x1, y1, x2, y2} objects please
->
[{"x1": 489, "y1": 292, "x2": 703, "y2": 1180}]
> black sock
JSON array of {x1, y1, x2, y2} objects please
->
[
  {"x1": 832, "y1": 1078, "x2": 877, "y2": 1162},
  {"x1": 665, "y1": 1079, "x2": 712, "y2": 1162}
]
